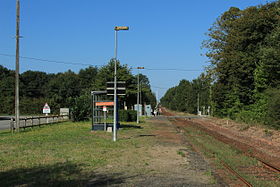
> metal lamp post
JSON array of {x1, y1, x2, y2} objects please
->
[
  {"x1": 136, "y1": 67, "x2": 144, "y2": 124},
  {"x1": 113, "y1": 26, "x2": 129, "y2": 142}
]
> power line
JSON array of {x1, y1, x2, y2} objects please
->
[
  {"x1": 151, "y1": 85, "x2": 169, "y2": 90},
  {"x1": 145, "y1": 68, "x2": 202, "y2": 72},
  {"x1": 0, "y1": 53, "x2": 102, "y2": 67},
  {"x1": 132, "y1": 67, "x2": 203, "y2": 72},
  {"x1": 0, "y1": 53, "x2": 203, "y2": 71},
  {"x1": 2, "y1": 85, "x2": 169, "y2": 91}
]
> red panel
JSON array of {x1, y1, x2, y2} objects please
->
[{"x1": 95, "y1": 102, "x2": 114, "y2": 106}]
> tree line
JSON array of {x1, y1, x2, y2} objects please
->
[
  {"x1": 0, "y1": 59, "x2": 157, "y2": 121},
  {"x1": 160, "y1": 74, "x2": 211, "y2": 115},
  {"x1": 161, "y1": 1, "x2": 280, "y2": 128}
]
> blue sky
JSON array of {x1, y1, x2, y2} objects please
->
[{"x1": 0, "y1": 0, "x2": 269, "y2": 99}]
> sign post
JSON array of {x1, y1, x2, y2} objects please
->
[
  {"x1": 106, "y1": 81, "x2": 126, "y2": 96},
  {"x1": 103, "y1": 106, "x2": 107, "y2": 131},
  {"x1": 106, "y1": 82, "x2": 126, "y2": 141},
  {"x1": 43, "y1": 103, "x2": 51, "y2": 123}
]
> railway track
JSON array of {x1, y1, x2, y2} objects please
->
[
  {"x1": 162, "y1": 110, "x2": 280, "y2": 186},
  {"x1": 258, "y1": 158, "x2": 280, "y2": 173},
  {"x1": 221, "y1": 160, "x2": 253, "y2": 187},
  {"x1": 184, "y1": 130, "x2": 254, "y2": 186}
]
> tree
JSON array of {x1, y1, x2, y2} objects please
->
[
  {"x1": 0, "y1": 66, "x2": 14, "y2": 114},
  {"x1": 0, "y1": 61, "x2": 156, "y2": 121},
  {"x1": 161, "y1": 74, "x2": 211, "y2": 114},
  {"x1": 203, "y1": 1, "x2": 280, "y2": 126},
  {"x1": 78, "y1": 66, "x2": 98, "y2": 91},
  {"x1": 46, "y1": 70, "x2": 81, "y2": 106},
  {"x1": 94, "y1": 59, "x2": 156, "y2": 109},
  {"x1": 20, "y1": 71, "x2": 50, "y2": 98}
]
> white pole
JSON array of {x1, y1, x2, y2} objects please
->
[
  {"x1": 113, "y1": 30, "x2": 118, "y2": 142},
  {"x1": 197, "y1": 93, "x2": 200, "y2": 115},
  {"x1": 137, "y1": 69, "x2": 140, "y2": 124},
  {"x1": 104, "y1": 107, "x2": 106, "y2": 131},
  {"x1": 46, "y1": 113, "x2": 49, "y2": 123},
  {"x1": 112, "y1": 26, "x2": 129, "y2": 141}
]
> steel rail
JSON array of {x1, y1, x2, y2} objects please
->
[
  {"x1": 169, "y1": 118, "x2": 254, "y2": 186},
  {"x1": 166, "y1": 113, "x2": 278, "y2": 186},
  {"x1": 183, "y1": 126, "x2": 253, "y2": 186},
  {"x1": 221, "y1": 161, "x2": 253, "y2": 187},
  {"x1": 258, "y1": 159, "x2": 280, "y2": 173},
  {"x1": 178, "y1": 116, "x2": 280, "y2": 174}
]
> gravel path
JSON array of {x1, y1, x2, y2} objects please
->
[{"x1": 91, "y1": 116, "x2": 224, "y2": 186}]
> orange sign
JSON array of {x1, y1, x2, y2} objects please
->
[{"x1": 95, "y1": 102, "x2": 114, "y2": 106}]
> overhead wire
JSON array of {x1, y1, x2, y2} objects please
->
[
  {"x1": 0, "y1": 53, "x2": 102, "y2": 67},
  {"x1": 0, "y1": 53, "x2": 202, "y2": 93},
  {"x1": 1, "y1": 53, "x2": 203, "y2": 72},
  {"x1": 144, "y1": 68, "x2": 202, "y2": 72},
  {"x1": 150, "y1": 85, "x2": 169, "y2": 90},
  {"x1": 132, "y1": 67, "x2": 203, "y2": 72}
]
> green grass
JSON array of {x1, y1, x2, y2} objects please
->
[
  {"x1": 183, "y1": 126, "x2": 280, "y2": 187},
  {"x1": 0, "y1": 121, "x2": 154, "y2": 186},
  {"x1": 177, "y1": 150, "x2": 186, "y2": 157}
]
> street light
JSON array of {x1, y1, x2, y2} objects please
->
[
  {"x1": 115, "y1": 26, "x2": 129, "y2": 31},
  {"x1": 136, "y1": 67, "x2": 144, "y2": 124},
  {"x1": 113, "y1": 26, "x2": 129, "y2": 142}
]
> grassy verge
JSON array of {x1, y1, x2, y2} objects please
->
[
  {"x1": 183, "y1": 125, "x2": 280, "y2": 187},
  {"x1": 0, "y1": 120, "x2": 154, "y2": 186}
]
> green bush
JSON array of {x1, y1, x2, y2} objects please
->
[
  {"x1": 119, "y1": 110, "x2": 137, "y2": 122},
  {"x1": 128, "y1": 110, "x2": 137, "y2": 121},
  {"x1": 119, "y1": 110, "x2": 129, "y2": 122},
  {"x1": 71, "y1": 94, "x2": 91, "y2": 121},
  {"x1": 236, "y1": 109, "x2": 257, "y2": 124},
  {"x1": 265, "y1": 89, "x2": 280, "y2": 129}
]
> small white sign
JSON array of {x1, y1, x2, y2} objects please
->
[
  {"x1": 43, "y1": 103, "x2": 51, "y2": 114},
  {"x1": 60, "y1": 108, "x2": 69, "y2": 115},
  {"x1": 103, "y1": 106, "x2": 107, "y2": 112}
]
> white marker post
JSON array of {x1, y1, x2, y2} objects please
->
[
  {"x1": 103, "y1": 106, "x2": 107, "y2": 131},
  {"x1": 43, "y1": 103, "x2": 51, "y2": 123}
]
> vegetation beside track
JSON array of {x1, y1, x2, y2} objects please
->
[{"x1": 182, "y1": 124, "x2": 280, "y2": 187}]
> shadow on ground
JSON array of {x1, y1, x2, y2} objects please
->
[
  {"x1": 0, "y1": 131, "x2": 11, "y2": 136},
  {"x1": 0, "y1": 161, "x2": 131, "y2": 187},
  {"x1": 120, "y1": 124, "x2": 142, "y2": 129}
]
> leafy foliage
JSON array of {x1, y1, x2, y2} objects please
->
[
  {"x1": 202, "y1": 1, "x2": 280, "y2": 127},
  {"x1": 119, "y1": 110, "x2": 137, "y2": 122},
  {"x1": 265, "y1": 89, "x2": 280, "y2": 129},
  {"x1": 161, "y1": 1, "x2": 280, "y2": 128},
  {"x1": 0, "y1": 60, "x2": 156, "y2": 121},
  {"x1": 161, "y1": 74, "x2": 211, "y2": 114}
]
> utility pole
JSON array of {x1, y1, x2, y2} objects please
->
[
  {"x1": 209, "y1": 85, "x2": 212, "y2": 116},
  {"x1": 156, "y1": 91, "x2": 159, "y2": 106},
  {"x1": 15, "y1": 0, "x2": 20, "y2": 132},
  {"x1": 140, "y1": 81, "x2": 142, "y2": 111},
  {"x1": 137, "y1": 70, "x2": 140, "y2": 124},
  {"x1": 136, "y1": 67, "x2": 144, "y2": 124},
  {"x1": 197, "y1": 93, "x2": 200, "y2": 115}
]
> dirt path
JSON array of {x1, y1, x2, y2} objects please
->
[{"x1": 92, "y1": 116, "x2": 223, "y2": 186}]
